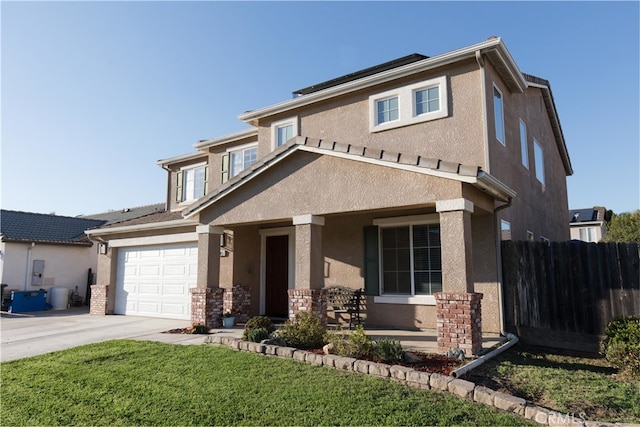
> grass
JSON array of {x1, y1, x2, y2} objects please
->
[
  {"x1": 0, "y1": 340, "x2": 533, "y2": 426},
  {"x1": 466, "y1": 343, "x2": 640, "y2": 423}
]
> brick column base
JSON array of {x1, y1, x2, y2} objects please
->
[
  {"x1": 435, "y1": 292, "x2": 483, "y2": 355},
  {"x1": 89, "y1": 285, "x2": 109, "y2": 315},
  {"x1": 191, "y1": 288, "x2": 224, "y2": 328},
  {"x1": 223, "y1": 285, "x2": 251, "y2": 324},
  {"x1": 288, "y1": 289, "x2": 327, "y2": 326}
]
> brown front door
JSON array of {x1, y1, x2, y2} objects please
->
[{"x1": 265, "y1": 235, "x2": 289, "y2": 317}]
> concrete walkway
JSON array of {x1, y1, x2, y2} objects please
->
[{"x1": 1, "y1": 307, "x2": 504, "y2": 362}]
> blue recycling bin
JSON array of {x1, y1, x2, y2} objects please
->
[{"x1": 7, "y1": 290, "x2": 47, "y2": 313}]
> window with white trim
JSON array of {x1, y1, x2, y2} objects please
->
[
  {"x1": 501, "y1": 220, "x2": 511, "y2": 241},
  {"x1": 369, "y1": 76, "x2": 448, "y2": 132},
  {"x1": 520, "y1": 119, "x2": 529, "y2": 169},
  {"x1": 380, "y1": 222, "x2": 442, "y2": 296},
  {"x1": 494, "y1": 85, "x2": 505, "y2": 145},
  {"x1": 229, "y1": 145, "x2": 257, "y2": 178},
  {"x1": 176, "y1": 164, "x2": 208, "y2": 203},
  {"x1": 579, "y1": 227, "x2": 597, "y2": 243},
  {"x1": 271, "y1": 117, "x2": 298, "y2": 148},
  {"x1": 533, "y1": 139, "x2": 545, "y2": 185}
]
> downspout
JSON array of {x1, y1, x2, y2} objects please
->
[
  {"x1": 494, "y1": 198, "x2": 512, "y2": 336},
  {"x1": 160, "y1": 164, "x2": 172, "y2": 210},
  {"x1": 475, "y1": 50, "x2": 490, "y2": 174},
  {"x1": 450, "y1": 333, "x2": 518, "y2": 378},
  {"x1": 24, "y1": 242, "x2": 35, "y2": 291}
]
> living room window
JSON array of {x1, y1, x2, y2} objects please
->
[
  {"x1": 271, "y1": 117, "x2": 298, "y2": 149},
  {"x1": 369, "y1": 76, "x2": 448, "y2": 132},
  {"x1": 494, "y1": 85, "x2": 505, "y2": 145},
  {"x1": 372, "y1": 215, "x2": 442, "y2": 300},
  {"x1": 176, "y1": 163, "x2": 207, "y2": 203}
]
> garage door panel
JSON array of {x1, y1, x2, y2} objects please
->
[{"x1": 115, "y1": 243, "x2": 197, "y2": 320}]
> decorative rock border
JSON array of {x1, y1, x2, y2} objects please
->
[{"x1": 204, "y1": 336, "x2": 633, "y2": 427}]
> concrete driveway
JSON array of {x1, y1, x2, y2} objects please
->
[{"x1": 0, "y1": 307, "x2": 212, "y2": 362}]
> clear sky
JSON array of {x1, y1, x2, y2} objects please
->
[{"x1": 2, "y1": 1, "x2": 638, "y2": 217}]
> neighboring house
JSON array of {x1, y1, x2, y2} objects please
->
[
  {"x1": 0, "y1": 204, "x2": 166, "y2": 305},
  {"x1": 569, "y1": 207, "x2": 608, "y2": 242},
  {"x1": 86, "y1": 37, "x2": 572, "y2": 354},
  {"x1": 0, "y1": 210, "x2": 106, "y2": 303}
]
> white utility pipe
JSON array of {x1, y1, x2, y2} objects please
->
[{"x1": 450, "y1": 333, "x2": 519, "y2": 378}]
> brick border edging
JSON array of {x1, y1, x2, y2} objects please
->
[{"x1": 204, "y1": 336, "x2": 624, "y2": 427}]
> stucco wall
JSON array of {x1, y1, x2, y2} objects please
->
[
  {"x1": 200, "y1": 151, "x2": 462, "y2": 226},
  {"x1": 484, "y1": 63, "x2": 570, "y2": 242},
  {"x1": 0, "y1": 242, "x2": 97, "y2": 302}
]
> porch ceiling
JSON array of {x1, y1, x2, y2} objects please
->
[{"x1": 186, "y1": 137, "x2": 514, "y2": 227}]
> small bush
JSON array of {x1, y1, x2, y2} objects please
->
[
  {"x1": 328, "y1": 326, "x2": 376, "y2": 359},
  {"x1": 246, "y1": 327, "x2": 271, "y2": 343},
  {"x1": 601, "y1": 315, "x2": 640, "y2": 378},
  {"x1": 375, "y1": 337, "x2": 404, "y2": 363},
  {"x1": 242, "y1": 316, "x2": 275, "y2": 340},
  {"x1": 278, "y1": 312, "x2": 327, "y2": 349}
]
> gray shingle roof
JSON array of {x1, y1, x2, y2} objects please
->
[
  {"x1": 0, "y1": 210, "x2": 106, "y2": 246},
  {"x1": 80, "y1": 203, "x2": 165, "y2": 225}
]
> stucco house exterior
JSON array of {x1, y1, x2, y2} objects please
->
[
  {"x1": 86, "y1": 37, "x2": 572, "y2": 354},
  {"x1": 0, "y1": 210, "x2": 106, "y2": 304},
  {"x1": 569, "y1": 207, "x2": 608, "y2": 242}
]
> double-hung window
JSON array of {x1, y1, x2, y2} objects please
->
[
  {"x1": 176, "y1": 164, "x2": 208, "y2": 203},
  {"x1": 494, "y1": 85, "x2": 505, "y2": 145},
  {"x1": 271, "y1": 117, "x2": 298, "y2": 148},
  {"x1": 369, "y1": 76, "x2": 448, "y2": 132}
]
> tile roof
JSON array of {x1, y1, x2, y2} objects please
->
[
  {"x1": 0, "y1": 210, "x2": 106, "y2": 246},
  {"x1": 97, "y1": 209, "x2": 184, "y2": 229},
  {"x1": 182, "y1": 136, "x2": 503, "y2": 218},
  {"x1": 80, "y1": 203, "x2": 165, "y2": 225}
]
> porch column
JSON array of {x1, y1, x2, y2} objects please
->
[
  {"x1": 289, "y1": 215, "x2": 327, "y2": 325},
  {"x1": 435, "y1": 198, "x2": 483, "y2": 355},
  {"x1": 191, "y1": 225, "x2": 224, "y2": 328}
]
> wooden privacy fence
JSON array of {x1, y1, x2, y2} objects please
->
[{"x1": 501, "y1": 241, "x2": 640, "y2": 352}]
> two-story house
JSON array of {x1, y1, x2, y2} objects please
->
[
  {"x1": 87, "y1": 37, "x2": 572, "y2": 354},
  {"x1": 569, "y1": 207, "x2": 608, "y2": 242}
]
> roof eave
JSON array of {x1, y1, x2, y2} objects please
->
[
  {"x1": 85, "y1": 218, "x2": 199, "y2": 238},
  {"x1": 157, "y1": 152, "x2": 208, "y2": 167},
  {"x1": 238, "y1": 37, "x2": 524, "y2": 124},
  {"x1": 193, "y1": 128, "x2": 259, "y2": 150}
]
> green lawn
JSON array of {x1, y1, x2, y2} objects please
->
[
  {"x1": 466, "y1": 343, "x2": 640, "y2": 423},
  {"x1": 1, "y1": 340, "x2": 532, "y2": 426}
]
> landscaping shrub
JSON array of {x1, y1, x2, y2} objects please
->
[
  {"x1": 375, "y1": 337, "x2": 404, "y2": 363},
  {"x1": 601, "y1": 315, "x2": 640, "y2": 378},
  {"x1": 242, "y1": 316, "x2": 275, "y2": 340},
  {"x1": 278, "y1": 312, "x2": 326, "y2": 349},
  {"x1": 328, "y1": 326, "x2": 376, "y2": 359},
  {"x1": 246, "y1": 327, "x2": 271, "y2": 343}
]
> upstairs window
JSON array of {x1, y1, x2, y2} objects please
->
[
  {"x1": 221, "y1": 143, "x2": 258, "y2": 184},
  {"x1": 520, "y1": 119, "x2": 529, "y2": 169},
  {"x1": 533, "y1": 139, "x2": 545, "y2": 185},
  {"x1": 230, "y1": 145, "x2": 257, "y2": 178},
  {"x1": 369, "y1": 76, "x2": 448, "y2": 132},
  {"x1": 376, "y1": 96, "x2": 399, "y2": 125},
  {"x1": 580, "y1": 227, "x2": 597, "y2": 243},
  {"x1": 414, "y1": 86, "x2": 440, "y2": 115},
  {"x1": 494, "y1": 85, "x2": 505, "y2": 145},
  {"x1": 176, "y1": 164, "x2": 208, "y2": 203},
  {"x1": 271, "y1": 117, "x2": 298, "y2": 149}
]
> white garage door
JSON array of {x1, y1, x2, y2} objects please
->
[{"x1": 115, "y1": 243, "x2": 198, "y2": 320}]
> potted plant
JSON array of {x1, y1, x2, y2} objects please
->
[{"x1": 222, "y1": 310, "x2": 237, "y2": 328}]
